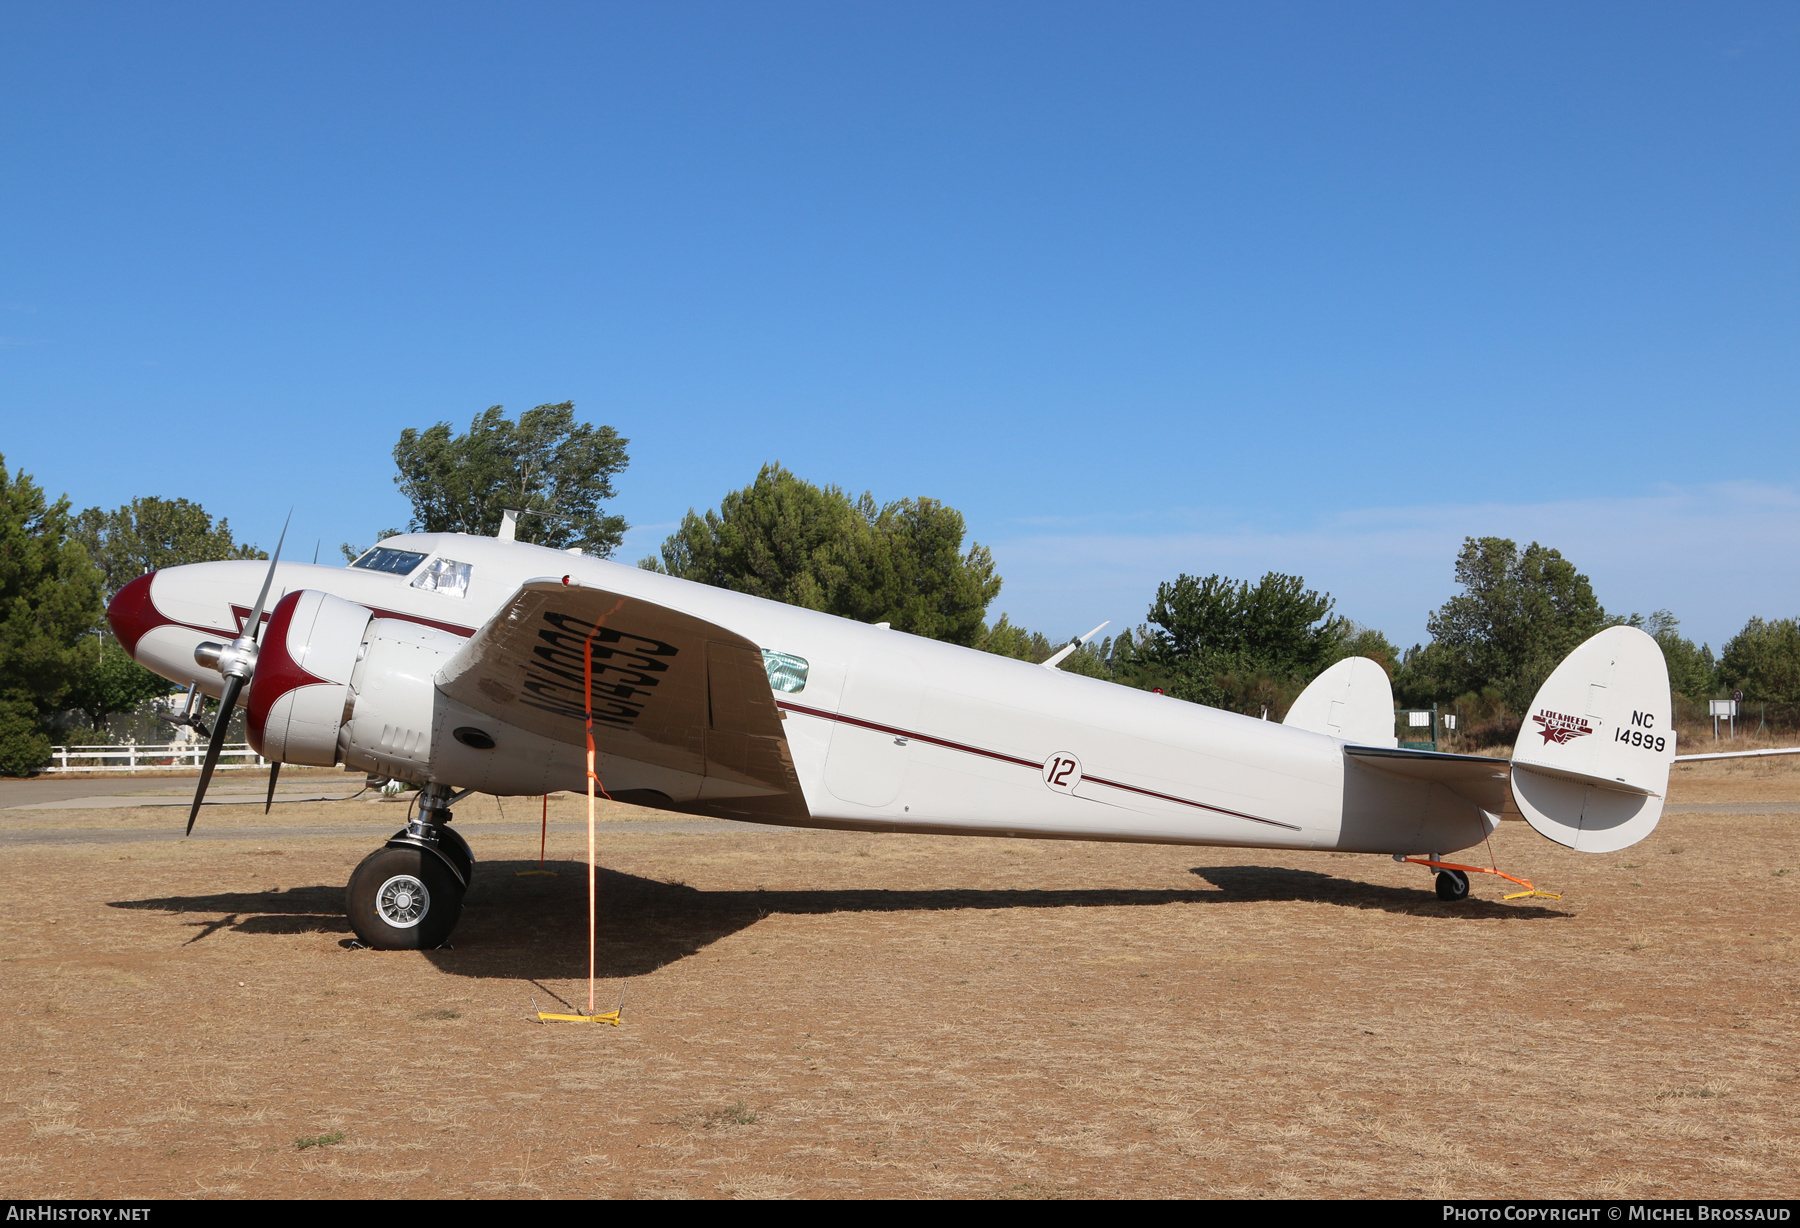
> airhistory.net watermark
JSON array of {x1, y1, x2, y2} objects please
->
[{"x1": 5, "y1": 1209, "x2": 151, "y2": 1222}]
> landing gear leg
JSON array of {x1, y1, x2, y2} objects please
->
[
  {"x1": 346, "y1": 783, "x2": 474, "y2": 949},
  {"x1": 1435, "y1": 868, "x2": 1471, "y2": 902}
]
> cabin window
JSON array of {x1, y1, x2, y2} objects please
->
[
  {"x1": 411, "y1": 557, "x2": 472, "y2": 598},
  {"x1": 761, "y1": 650, "x2": 808, "y2": 694},
  {"x1": 350, "y1": 547, "x2": 427, "y2": 576}
]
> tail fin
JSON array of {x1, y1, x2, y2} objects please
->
[
  {"x1": 1284, "y1": 656, "x2": 1398, "y2": 746},
  {"x1": 1510, "y1": 626, "x2": 1673, "y2": 853}
]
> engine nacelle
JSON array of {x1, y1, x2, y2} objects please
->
[
  {"x1": 338, "y1": 617, "x2": 465, "y2": 783},
  {"x1": 246, "y1": 590, "x2": 375, "y2": 766}
]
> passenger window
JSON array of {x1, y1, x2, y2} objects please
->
[
  {"x1": 411, "y1": 557, "x2": 472, "y2": 598},
  {"x1": 762, "y1": 650, "x2": 808, "y2": 694},
  {"x1": 350, "y1": 547, "x2": 427, "y2": 576}
]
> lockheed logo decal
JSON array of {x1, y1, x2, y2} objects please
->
[{"x1": 1532, "y1": 709, "x2": 1593, "y2": 745}]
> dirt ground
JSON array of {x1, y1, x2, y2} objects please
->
[{"x1": 1, "y1": 755, "x2": 1796, "y2": 1199}]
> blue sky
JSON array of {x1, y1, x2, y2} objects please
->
[{"x1": 3, "y1": 3, "x2": 1796, "y2": 650}]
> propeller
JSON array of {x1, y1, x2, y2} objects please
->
[
  {"x1": 263, "y1": 760, "x2": 282, "y2": 815},
  {"x1": 187, "y1": 514, "x2": 289, "y2": 836}
]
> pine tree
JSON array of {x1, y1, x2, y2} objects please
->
[{"x1": 0, "y1": 456, "x2": 105, "y2": 774}]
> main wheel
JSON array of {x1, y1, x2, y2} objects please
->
[
  {"x1": 391, "y1": 825, "x2": 474, "y2": 887},
  {"x1": 1435, "y1": 869, "x2": 1471, "y2": 902},
  {"x1": 347, "y1": 846, "x2": 464, "y2": 949}
]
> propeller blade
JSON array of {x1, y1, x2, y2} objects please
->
[
  {"x1": 263, "y1": 759, "x2": 281, "y2": 814},
  {"x1": 187, "y1": 674, "x2": 244, "y2": 836},
  {"x1": 241, "y1": 511, "x2": 291, "y2": 645}
]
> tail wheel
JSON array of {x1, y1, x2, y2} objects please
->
[
  {"x1": 1435, "y1": 869, "x2": 1471, "y2": 902},
  {"x1": 347, "y1": 846, "x2": 463, "y2": 949}
]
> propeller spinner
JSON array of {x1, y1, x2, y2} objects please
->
[{"x1": 186, "y1": 514, "x2": 289, "y2": 835}]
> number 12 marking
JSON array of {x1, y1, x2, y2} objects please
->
[{"x1": 1042, "y1": 752, "x2": 1083, "y2": 793}]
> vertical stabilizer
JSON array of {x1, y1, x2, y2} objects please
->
[
  {"x1": 1283, "y1": 657, "x2": 1398, "y2": 747},
  {"x1": 1510, "y1": 626, "x2": 1673, "y2": 853}
]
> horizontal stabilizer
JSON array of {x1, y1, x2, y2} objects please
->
[{"x1": 1343, "y1": 744, "x2": 1511, "y2": 816}]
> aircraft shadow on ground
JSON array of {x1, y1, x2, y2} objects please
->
[
  {"x1": 108, "y1": 857, "x2": 1562, "y2": 979},
  {"x1": 1191, "y1": 864, "x2": 1567, "y2": 921}
]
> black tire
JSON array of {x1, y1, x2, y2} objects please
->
[
  {"x1": 437, "y1": 827, "x2": 474, "y2": 887},
  {"x1": 347, "y1": 845, "x2": 464, "y2": 950},
  {"x1": 385, "y1": 827, "x2": 473, "y2": 888},
  {"x1": 1435, "y1": 869, "x2": 1471, "y2": 902}
]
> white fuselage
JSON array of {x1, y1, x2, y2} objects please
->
[{"x1": 120, "y1": 533, "x2": 1499, "y2": 857}]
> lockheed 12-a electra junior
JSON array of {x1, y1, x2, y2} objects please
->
[{"x1": 105, "y1": 515, "x2": 1750, "y2": 949}]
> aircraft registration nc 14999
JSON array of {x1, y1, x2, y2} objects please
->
[{"x1": 105, "y1": 515, "x2": 1744, "y2": 949}]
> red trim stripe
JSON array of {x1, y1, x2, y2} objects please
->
[
  {"x1": 244, "y1": 591, "x2": 332, "y2": 756},
  {"x1": 776, "y1": 699, "x2": 1301, "y2": 832},
  {"x1": 234, "y1": 602, "x2": 473, "y2": 639}
]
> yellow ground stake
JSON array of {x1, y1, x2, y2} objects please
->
[{"x1": 532, "y1": 995, "x2": 623, "y2": 1026}]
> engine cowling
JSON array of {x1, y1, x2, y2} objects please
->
[
  {"x1": 338, "y1": 617, "x2": 466, "y2": 783},
  {"x1": 246, "y1": 590, "x2": 374, "y2": 766}
]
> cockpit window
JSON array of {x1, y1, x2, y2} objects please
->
[
  {"x1": 762, "y1": 650, "x2": 808, "y2": 694},
  {"x1": 350, "y1": 547, "x2": 427, "y2": 576},
  {"x1": 411, "y1": 557, "x2": 472, "y2": 598}
]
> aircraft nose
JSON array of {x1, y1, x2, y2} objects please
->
[{"x1": 107, "y1": 572, "x2": 161, "y2": 659}]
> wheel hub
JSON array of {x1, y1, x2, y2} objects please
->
[{"x1": 376, "y1": 874, "x2": 430, "y2": 927}]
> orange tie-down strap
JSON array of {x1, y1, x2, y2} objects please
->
[{"x1": 1403, "y1": 858, "x2": 1562, "y2": 901}]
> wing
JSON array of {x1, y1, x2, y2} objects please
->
[{"x1": 435, "y1": 576, "x2": 807, "y2": 822}]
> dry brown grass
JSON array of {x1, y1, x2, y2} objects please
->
[{"x1": 0, "y1": 764, "x2": 1795, "y2": 1199}]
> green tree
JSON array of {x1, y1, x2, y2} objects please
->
[
  {"x1": 647, "y1": 463, "x2": 854, "y2": 609},
  {"x1": 1335, "y1": 623, "x2": 1401, "y2": 676},
  {"x1": 393, "y1": 403, "x2": 629, "y2": 554},
  {"x1": 1718, "y1": 617, "x2": 1800, "y2": 704},
  {"x1": 1133, "y1": 572, "x2": 1349, "y2": 710},
  {"x1": 975, "y1": 613, "x2": 1056, "y2": 663},
  {"x1": 63, "y1": 637, "x2": 174, "y2": 733},
  {"x1": 1630, "y1": 610, "x2": 1716, "y2": 701},
  {"x1": 1413, "y1": 537, "x2": 1613, "y2": 710},
  {"x1": 834, "y1": 494, "x2": 1001, "y2": 645},
  {"x1": 0, "y1": 457, "x2": 105, "y2": 774},
  {"x1": 649, "y1": 464, "x2": 1002, "y2": 647},
  {"x1": 66, "y1": 496, "x2": 262, "y2": 731},
  {"x1": 72, "y1": 496, "x2": 264, "y2": 601}
]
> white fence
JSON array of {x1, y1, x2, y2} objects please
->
[{"x1": 44, "y1": 743, "x2": 268, "y2": 773}]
